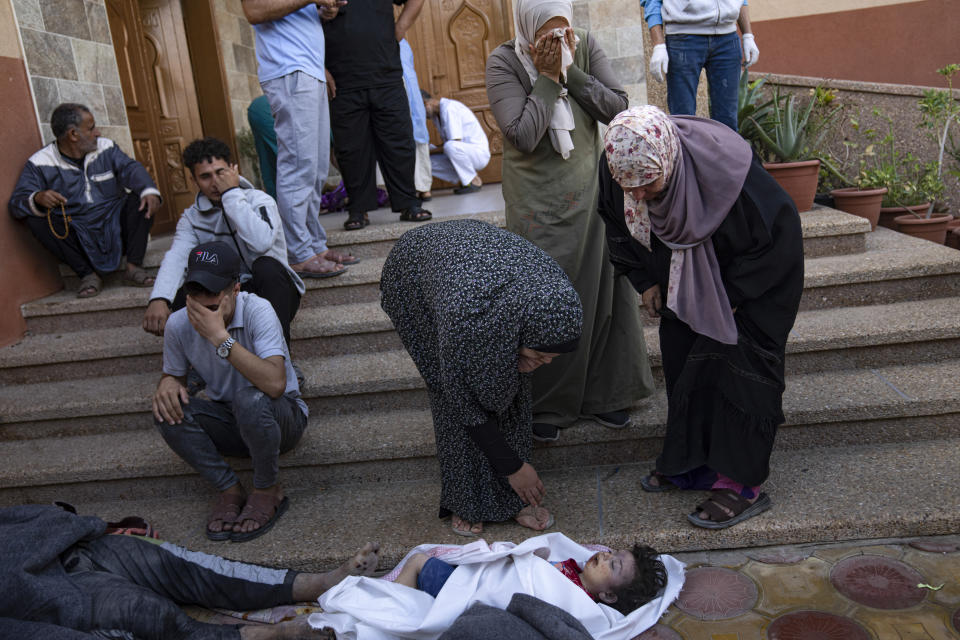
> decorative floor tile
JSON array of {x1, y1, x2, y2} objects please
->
[
  {"x1": 675, "y1": 567, "x2": 758, "y2": 620},
  {"x1": 634, "y1": 624, "x2": 682, "y2": 639},
  {"x1": 766, "y1": 610, "x2": 870, "y2": 640},
  {"x1": 830, "y1": 555, "x2": 926, "y2": 610},
  {"x1": 745, "y1": 547, "x2": 810, "y2": 565},
  {"x1": 850, "y1": 605, "x2": 957, "y2": 640},
  {"x1": 900, "y1": 550, "x2": 960, "y2": 607},
  {"x1": 813, "y1": 544, "x2": 902, "y2": 564},
  {"x1": 908, "y1": 540, "x2": 960, "y2": 554},
  {"x1": 744, "y1": 557, "x2": 848, "y2": 617},
  {"x1": 670, "y1": 611, "x2": 768, "y2": 640},
  {"x1": 953, "y1": 607, "x2": 959, "y2": 633}
]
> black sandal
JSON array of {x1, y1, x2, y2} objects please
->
[
  {"x1": 399, "y1": 206, "x2": 432, "y2": 222},
  {"x1": 687, "y1": 490, "x2": 771, "y2": 530},
  {"x1": 343, "y1": 212, "x2": 369, "y2": 230}
]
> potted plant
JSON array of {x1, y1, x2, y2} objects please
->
[
  {"x1": 751, "y1": 85, "x2": 841, "y2": 212},
  {"x1": 818, "y1": 115, "x2": 888, "y2": 230},
  {"x1": 737, "y1": 68, "x2": 774, "y2": 153},
  {"x1": 883, "y1": 64, "x2": 958, "y2": 242}
]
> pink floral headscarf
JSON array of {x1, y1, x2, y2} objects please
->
[{"x1": 603, "y1": 106, "x2": 753, "y2": 345}]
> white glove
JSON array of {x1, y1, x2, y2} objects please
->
[
  {"x1": 649, "y1": 43, "x2": 669, "y2": 83},
  {"x1": 742, "y1": 33, "x2": 759, "y2": 67}
]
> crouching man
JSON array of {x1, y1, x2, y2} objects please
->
[{"x1": 152, "y1": 241, "x2": 307, "y2": 542}]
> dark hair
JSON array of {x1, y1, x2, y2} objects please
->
[
  {"x1": 609, "y1": 545, "x2": 667, "y2": 615},
  {"x1": 182, "y1": 137, "x2": 232, "y2": 173},
  {"x1": 420, "y1": 89, "x2": 432, "y2": 101},
  {"x1": 51, "y1": 103, "x2": 91, "y2": 139}
]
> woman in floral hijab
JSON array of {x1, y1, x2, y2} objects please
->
[{"x1": 598, "y1": 105, "x2": 804, "y2": 529}]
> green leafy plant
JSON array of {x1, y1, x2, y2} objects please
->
[
  {"x1": 737, "y1": 68, "x2": 773, "y2": 152},
  {"x1": 853, "y1": 108, "x2": 945, "y2": 211},
  {"x1": 912, "y1": 63, "x2": 960, "y2": 216},
  {"x1": 750, "y1": 86, "x2": 841, "y2": 163},
  {"x1": 235, "y1": 128, "x2": 262, "y2": 186}
]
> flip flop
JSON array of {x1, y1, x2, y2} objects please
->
[
  {"x1": 230, "y1": 494, "x2": 289, "y2": 542},
  {"x1": 687, "y1": 490, "x2": 771, "y2": 530},
  {"x1": 293, "y1": 264, "x2": 347, "y2": 279},
  {"x1": 206, "y1": 492, "x2": 245, "y2": 541},
  {"x1": 640, "y1": 470, "x2": 677, "y2": 493},
  {"x1": 323, "y1": 249, "x2": 360, "y2": 265}
]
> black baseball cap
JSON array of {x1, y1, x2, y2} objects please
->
[{"x1": 184, "y1": 241, "x2": 241, "y2": 293}]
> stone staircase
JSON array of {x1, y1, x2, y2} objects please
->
[{"x1": 2, "y1": 196, "x2": 959, "y2": 572}]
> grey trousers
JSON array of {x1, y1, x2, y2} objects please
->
[
  {"x1": 61, "y1": 533, "x2": 296, "y2": 640},
  {"x1": 156, "y1": 388, "x2": 307, "y2": 491},
  {"x1": 261, "y1": 70, "x2": 330, "y2": 264}
]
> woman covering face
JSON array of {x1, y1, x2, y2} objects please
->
[
  {"x1": 599, "y1": 105, "x2": 804, "y2": 529},
  {"x1": 485, "y1": 0, "x2": 655, "y2": 445},
  {"x1": 380, "y1": 220, "x2": 582, "y2": 537}
]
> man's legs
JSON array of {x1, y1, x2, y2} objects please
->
[
  {"x1": 432, "y1": 141, "x2": 489, "y2": 187},
  {"x1": 23, "y1": 214, "x2": 95, "y2": 278},
  {"x1": 244, "y1": 257, "x2": 302, "y2": 346},
  {"x1": 368, "y1": 83, "x2": 420, "y2": 213},
  {"x1": 704, "y1": 32, "x2": 742, "y2": 131},
  {"x1": 331, "y1": 89, "x2": 380, "y2": 214},
  {"x1": 261, "y1": 71, "x2": 330, "y2": 265},
  {"x1": 665, "y1": 34, "x2": 709, "y2": 117},
  {"x1": 120, "y1": 191, "x2": 156, "y2": 285},
  {"x1": 413, "y1": 142, "x2": 433, "y2": 194}
]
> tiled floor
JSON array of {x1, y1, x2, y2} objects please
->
[{"x1": 644, "y1": 535, "x2": 960, "y2": 639}]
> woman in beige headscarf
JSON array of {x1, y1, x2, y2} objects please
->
[{"x1": 486, "y1": 0, "x2": 654, "y2": 444}]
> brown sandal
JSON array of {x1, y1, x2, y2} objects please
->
[
  {"x1": 206, "y1": 492, "x2": 246, "y2": 541},
  {"x1": 123, "y1": 266, "x2": 155, "y2": 287},
  {"x1": 687, "y1": 490, "x2": 772, "y2": 530},
  {"x1": 230, "y1": 493, "x2": 289, "y2": 542},
  {"x1": 77, "y1": 273, "x2": 102, "y2": 298}
]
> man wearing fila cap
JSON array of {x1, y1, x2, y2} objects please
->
[{"x1": 152, "y1": 241, "x2": 307, "y2": 542}]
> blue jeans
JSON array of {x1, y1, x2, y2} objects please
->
[{"x1": 665, "y1": 32, "x2": 741, "y2": 131}]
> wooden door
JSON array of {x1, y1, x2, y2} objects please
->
[
  {"x1": 106, "y1": 0, "x2": 204, "y2": 233},
  {"x1": 404, "y1": 0, "x2": 514, "y2": 185}
]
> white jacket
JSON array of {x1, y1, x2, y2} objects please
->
[
  {"x1": 150, "y1": 177, "x2": 304, "y2": 303},
  {"x1": 662, "y1": 0, "x2": 743, "y2": 35}
]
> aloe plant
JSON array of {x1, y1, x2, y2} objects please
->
[
  {"x1": 750, "y1": 87, "x2": 841, "y2": 163},
  {"x1": 736, "y1": 68, "x2": 773, "y2": 151}
]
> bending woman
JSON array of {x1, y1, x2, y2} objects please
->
[
  {"x1": 485, "y1": 0, "x2": 654, "y2": 441},
  {"x1": 597, "y1": 106, "x2": 804, "y2": 529},
  {"x1": 380, "y1": 219, "x2": 583, "y2": 536}
]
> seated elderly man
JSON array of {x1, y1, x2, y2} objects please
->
[
  {"x1": 8, "y1": 103, "x2": 161, "y2": 298},
  {"x1": 0, "y1": 503, "x2": 379, "y2": 640},
  {"x1": 423, "y1": 93, "x2": 490, "y2": 194}
]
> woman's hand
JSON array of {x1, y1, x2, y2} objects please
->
[
  {"x1": 641, "y1": 284, "x2": 662, "y2": 318},
  {"x1": 563, "y1": 27, "x2": 577, "y2": 58},
  {"x1": 508, "y1": 462, "x2": 545, "y2": 506},
  {"x1": 529, "y1": 33, "x2": 562, "y2": 84}
]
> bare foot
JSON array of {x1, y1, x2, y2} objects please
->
[
  {"x1": 291, "y1": 542, "x2": 380, "y2": 601},
  {"x1": 240, "y1": 616, "x2": 336, "y2": 640},
  {"x1": 290, "y1": 255, "x2": 345, "y2": 277},
  {"x1": 470, "y1": 176, "x2": 482, "y2": 187},
  {"x1": 452, "y1": 515, "x2": 483, "y2": 536},
  {"x1": 514, "y1": 505, "x2": 552, "y2": 531}
]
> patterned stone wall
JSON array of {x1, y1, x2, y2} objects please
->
[
  {"x1": 214, "y1": 0, "x2": 259, "y2": 137},
  {"x1": 572, "y1": 0, "x2": 648, "y2": 107},
  {"x1": 11, "y1": 0, "x2": 133, "y2": 153}
]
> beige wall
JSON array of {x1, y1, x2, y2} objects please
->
[
  {"x1": 212, "y1": 0, "x2": 259, "y2": 179},
  {"x1": 573, "y1": 0, "x2": 648, "y2": 106},
  {"x1": 11, "y1": 0, "x2": 133, "y2": 153},
  {"x1": 749, "y1": 0, "x2": 927, "y2": 22}
]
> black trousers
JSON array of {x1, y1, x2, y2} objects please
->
[
  {"x1": 60, "y1": 534, "x2": 296, "y2": 640},
  {"x1": 173, "y1": 256, "x2": 301, "y2": 346},
  {"x1": 330, "y1": 82, "x2": 419, "y2": 214},
  {"x1": 23, "y1": 192, "x2": 153, "y2": 278}
]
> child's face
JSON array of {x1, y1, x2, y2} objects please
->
[{"x1": 579, "y1": 550, "x2": 637, "y2": 604}]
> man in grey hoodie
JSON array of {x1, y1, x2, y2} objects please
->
[
  {"x1": 640, "y1": 0, "x2": 759, "y2": 131},
  {"x1": 143, "y1": 137, "x2": 306, "y2": 345}
]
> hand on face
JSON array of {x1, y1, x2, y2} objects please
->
[
  {"x1": 211, "y1": 164, "x2": 241, "y2": 195},
  {"x1": 529, "y1": 34, "x2": 563, "y2": 81},
  {"x1": 185, "y1": 291, "x2": 231, "y2": 346}
]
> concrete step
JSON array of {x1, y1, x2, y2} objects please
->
[
  {"x1": 5, "y1": 293, "x2": 960, "y2": 388},
  {"x1": 13, "y1": 437, "x2": 958, "y2": 572},
  {"x1": 2, "y1": 355, "x2": 958, "y2": 498},
  {"x1": 21, "y1": 208, "x2": 876, "y2": 335}
]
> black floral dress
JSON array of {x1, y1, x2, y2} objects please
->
[{"x1": 380, "y1": 220, "x2": 582, "y2": 522}]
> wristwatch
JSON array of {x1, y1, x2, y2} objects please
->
[{"x1": 216, "y1": 336, "x2": 236, "y2": 359}]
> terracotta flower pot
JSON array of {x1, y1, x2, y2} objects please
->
[
  {"x1": 893, "y1": 212, "x2": 952, "y2": 244},
  {"x1": 829, "y1": 187, "x2": 888, "y2": 231},
  {"x1": 763, "y1": 159, "x2": 820, "y2": 213},
  {"x1": 878, "y1": 203, "x2": 930, "y2": 230},
  {"x1": 945, "y1": 218, "x2": 960, "y2": 250}
]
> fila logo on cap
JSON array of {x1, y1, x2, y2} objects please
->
[{"x1": 194, "y1": 250, "x2": 220, "y2": 265}]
